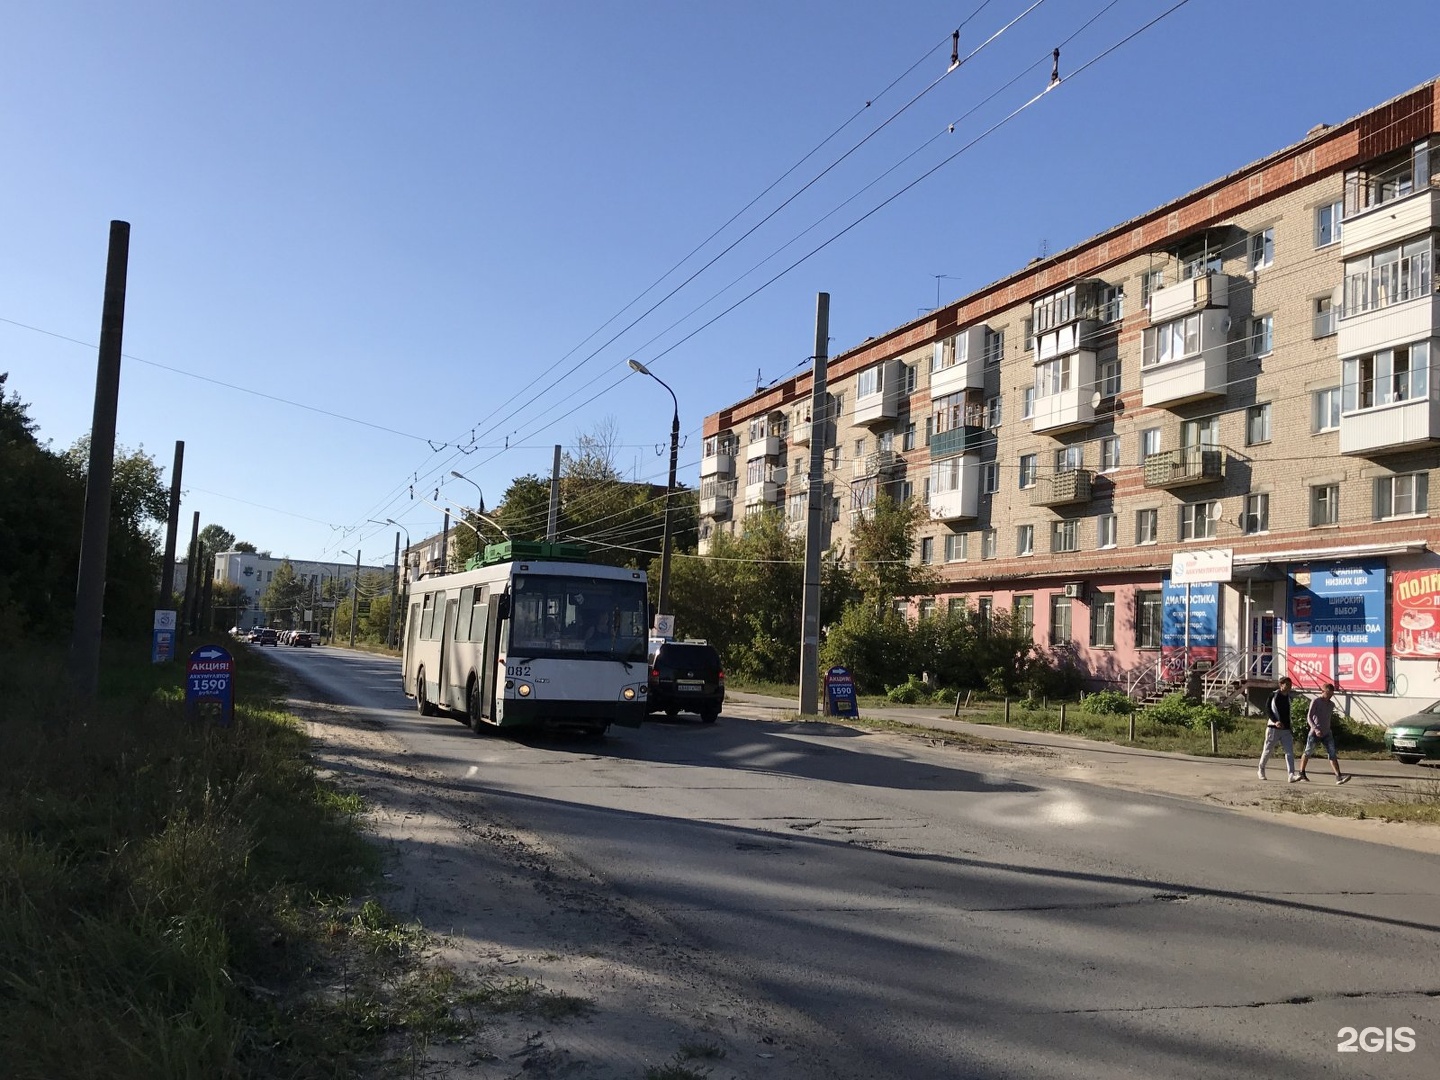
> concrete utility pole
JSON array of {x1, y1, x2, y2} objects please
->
[
  {"x1": 387, "y1": 531, "x2": 400, "y2": 647},
  {"x1": 440, "y1": 505, "x2": 449, "y2": 575},
  {"x1": 626, "y1": 359, "x2": 679, "y2": 619},
  {"x1": 546, "y1": 443, "x2": 562, "y2": 541},
  {"x1": 69, "y1": 220, "x2": 131, "y2": 698},
  {"x1": 798, "y1": 292, "x2": 831, "y2": 716},
  {"x1": 348, "y1": 548, "x2": 361, "y2": 647},
  {"x1": 182, "y1": 512, "x2": 201, "y2": 638},
  {"x1": 158, "y1": 440, "x2": 184, "y2": 606}
]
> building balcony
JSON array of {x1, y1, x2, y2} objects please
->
[
  {"x1": 744, "y1": 480, "x2": 779, "y2": 504},
  {"x1": 929, "y1": 424, "x2": 984, "y2": 459},
  {"x1": 1140, "y1": 310, "x2": 1230, "y2": 407},
  {"x1": 699, "y1": 493, "x2": 733, "y2": 520},
  {"x1": 1148, "y1": 271, "x2": 1229, "y2": 322},
  {"x1": 1340, "y1": 186, "x2": 1440, "y2": 259},
  {"x1": 929, "y1": 460, "x2": 980, "y2": 522},
  {"x1": 745, "y1": 435, "x2": 781, "y2": 460},
  {"x1": 852, "y1": 359, "x2": 902, "y2": 427},
  {"x1": 1337, "y1": 291, "x2": 1439, "y2": 359},
  {"x1": 1035, "y1": 321, "x2": 1100, "y2": 362},
  {"x1": 1029, "y1": 469, "x2": 1094, "y2": 507},
  {"x1": 930, "y1": 326, "x2": 989, "y2": 397},
  {"x1": 1031, "y1": 384, "x2": 1097, "y2": 435},
  {"x1": 791, "y1": 418, "x2": 812, "y2": 446},
  {"x1": 852, "y1": 449, "x2": 899, "y2": 478},
  {"x1": 1339, "y1": 392, "x2": 1440, "y2": 456},
  {"x1": 699, "y1": 451, "x2": 734, "y2": 478},
  {"x1": 1142, "y1": 447, "x2": 1225, "y2": 488}
]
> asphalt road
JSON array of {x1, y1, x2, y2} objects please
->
[{"x1": 263, "y1": 643, "x2": 1440, "y2": 1080}]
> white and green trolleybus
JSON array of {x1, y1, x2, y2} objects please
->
[{"x1": 401, "y1": 540, "x2": 651, "y2": 734}]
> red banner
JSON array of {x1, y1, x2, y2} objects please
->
[{"x1": 1393, "y1": 568, "x2": 1440, "y2": 659}]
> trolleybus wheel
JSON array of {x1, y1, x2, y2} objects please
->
[
  {"x1": 415, "y1": 668, "x2": 436, "y2": 716},
  {"x1": 467, "y1": 677, "x2": 485, "y2": 733}
]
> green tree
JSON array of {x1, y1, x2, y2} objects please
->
[
  {"x1": 197, "y1": 524, "x2": 235, "y2": 558},
  {"x1": 261, "y1": 561, "x2": 305, "y2": 628},
  {"x1": 847, "y1": 492, "x2": 934, "y2": 612},
  {"x1": 234, "y1": 540, "x2": 257, "y2": 553},
  {"x1": 496, "y1": 474, "x2": 552, "y2": 541},
  {"x1": 209, "y1": 582, "x2": 250, "y2": 632}
]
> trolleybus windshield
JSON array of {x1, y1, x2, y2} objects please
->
[{"x1": 508, "y1": 574, "x2": 648, "y2": 662}]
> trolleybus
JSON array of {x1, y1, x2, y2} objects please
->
[{"x1": 401, "y1": 540, "x2": 650, "y2": 734}]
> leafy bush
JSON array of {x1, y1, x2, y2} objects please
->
[
  {"x1": 886, "y1": 678, "x2": 927, "y2": 704},
  {"x1": 1145, "y1": 692, "x2": 1196, "y2": 726},
  {"x1": 1188, "y1": 702, "x2": 1237, "y2": 733},
  {"x1": 1080, "y1": 690, "x2": 1136, "y2": 716}
]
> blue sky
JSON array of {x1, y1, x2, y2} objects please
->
[{"x1": 4, "y1": 1, "x2": 1439, "y2": 566}]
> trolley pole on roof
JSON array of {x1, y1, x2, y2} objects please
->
[
  {"x1": 798, "y1": 293, "x2": 831, "y2": 716},
  {"x1": 546, "y1": 444, "x2": 562, "y2": 541}
]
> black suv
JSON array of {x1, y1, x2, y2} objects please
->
[{"x1": 647, "y1": 641, "x2": 724, "y2": 722}]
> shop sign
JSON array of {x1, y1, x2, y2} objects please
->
[{"x1": 1286, "y1": 560, "x2": 1386, "y2": 692}]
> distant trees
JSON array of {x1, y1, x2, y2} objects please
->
[{"x1": 260, "y1": 561, "x2": 305, "y2": 628}]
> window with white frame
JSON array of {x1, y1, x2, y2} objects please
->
[
  {"x1": 1014, "y1": 595, "x2": 1034, "y2": 638},
  {"x1": 930, "y1": 457, "x2": 965, "y2": 498},
  {"x1": 1142, "y1": 312, "x2": 1202, "y2": 367},
  {"x1": 1091, "y1": 591, "x2": 1116, "y2": 647},
  {"x1": 918, "y1": 598, "x2": 936, "y2": 621},
  {"x1": 944, "y1": 532, "x2": 967, "y2": 562},
  {"x1": 786, "y1": 492, "x2": 806, "y2": 521},
  {"x1": 1250, "y1": 314, "x2": 1274, "y2": 357},
  {"x1": 1017, "y1": 524, "x2": 1034, "y2": 557},
  {"x1": 902, "y1": 422, "x2": 916, "y2": 451},
  {"x1": 1374, "y1": 473, "x2": 1429, "y2": 519},
  {"x1": 984, "y1": 395, "x2": 1003, "y2": 429},
  {"x1": 1136, "y1": 590, "x2": 1164, "y2": 648},
  {"x1": 1246, "y1": 403, "x2": 1271, "y2": 446},
  {"x1": 1056, "y1": 446, "x2": 1082, "y2": 472},
  {"x1": 1051, "y1": 519, "x2": 1078, "y2": 553},
  {"x1": 1099, "y1": 356, "x2": 1122, "y2": 398},
  {"x1": 746, "y1": 457, "x2": 769, "y2": 484},
  {"x1": 981, "y1": 528, "x2": 997, "y2": 560},
  {"x1": 1140, "y1": 268, "x2": 1165, "y2": 309},
  {"x1": 1243, "y1": 492, "x2": 1269, "y2": 535},
  {"x1": 1248, "y1": 227, "x2": 1275, "y2": 271},
  {"x1": 1312, "y1": 387, "x2": 1342, "y2": 432},
  {"x1": 898, "y1": 479, "x2": 913, "y2": 502},
  {"x1": 919, "y1": 536, "x2": 934, "y2": 564},
  {"x1": 904, "y1": 364, "x2": 918, "y2": 394},
  {"x1": 1023, "y1": 317, "x2": 1034, "y2": 351},
  {"x1": 748, "y1": 417, "x2": 771, "y2": 441},
  {"x1": 1182, "y1": 414, "x2": 1220, "y2": 450},
  {"x1": 1018, "y1": 454, "x2": 1037, "y2": 489},
  {"x1": 933, "y1": 391, "x2": 983, "y2": 434},
  {"x1": 1181, "y1": 500, "x2": 1220, "y2": 541},
  {"x1": 947, "y1": 597, "x2": 966, "y2": 616},
  {"x1": 1314, "y1": 199, "x2": 1343, "y2": 247},
  {"x1": 1181, "y1": 248, "x2": 1223, "y2": 279},
  {"x1": 1050, "y1": 595, "x2": 1072, "y2": 645},
  {"x1": 1021, "y1": 386, "x2": 1035, "y2": 418},
  {"x1": 1035, "y1": 354, "x2": 1074, "y2": 397},
  {"x1": 1136, "y1": 508, "x2": 1159, "y2": 545},
  {"x1": 983, "y1": 327, "x2": 1005, "y2": 365},
  {"x1": 1033, "y1": 285, "x2": 1079, "y2": 334},
  {"x1": 856, "y1": 366, "x2": 883, "y2": 399},
  {"x1": 981, "y1": 462, "x2": 999, "y2": 493},
  {"x1": 1140, "y1": 427, "x2": 1162, "y2": 461},
  {"x1": 1311, "y1": 483, "x2": 1340, "y2": 526},
  {"x1": 1097, "y1": 513, "x2": 1117, "y2": 549},
  {"x1": 1343, "y1": 236, "x2": 1433, "y2": 316},
  {"x1": 1099, "y1": 284, "x2": 1125, "y2": 323},
  {"x1": 1342, "y1": 341, "x2": 1430, "y2": 411},
  {"x1": 1312, "y1": 295, "x2": 1337, "y2": 338},
  {"x1": 1100, "y1": 436, "x2": 1121, "y2": 472}
]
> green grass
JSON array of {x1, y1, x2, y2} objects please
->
[{"x1": 1270, "y1": 777, "x2": 1440, "y2": 825}]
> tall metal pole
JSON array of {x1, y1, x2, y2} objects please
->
[
  {"x1": 626, "y1": 359, "x2": 679, "y2": 622},
  {"x1": 440, "y1": 510, "x2": 450, "y2": 574},
  {"x1": 547, "y1": 443, "x2": 562, "y2": 541},
  {"x1": 69, "y1": 220, "x2": 131, "y2": 697},
  {"x1": 799, "y1": 292, "x2": 831, "y2": 715},
  {"x1": 158, "y1": 440, "x2": 184, "y2": 607},
  {"x1": 348, "y1": 548, "x2": 361, "y2": 647}
]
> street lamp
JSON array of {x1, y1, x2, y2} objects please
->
[
  {"x1": 371, "y1": 518, "x2": 411, "y2": 648},
  {"x1": 626, "y1": 358, "x2": 679, "y2": 626},
  {"x1": 340, "y1": 548, "x2": 361, "y2": 648},
  {"x1": 449, "y1": 469, "x2": 485, "y2": 512}
]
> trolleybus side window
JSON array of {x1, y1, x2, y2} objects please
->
[
  {"x1": 419, "y1": 593, "x2": 436, "y2": 639},
  {"x1": 457, "y1": 587, "x2": 473, "y2": 642},
  {"x1": 468, "y1": 588, "x2": 488, "y2": 644}
]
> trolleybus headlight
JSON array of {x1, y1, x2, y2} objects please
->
[
  {"x1": 517, "y1": 683, "x2": 532, "y2": 697},
  {"x1": 622, "y1": 686, "x2": 636, "y2": 701}
]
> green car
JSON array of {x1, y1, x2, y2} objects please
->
[{"x1": 1384, "y1": 701, "x2": 1440, "y2": 764}]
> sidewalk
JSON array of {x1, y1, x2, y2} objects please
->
[{"x1": 723, "y1": 690, "x2": 1440, "y2": 855}]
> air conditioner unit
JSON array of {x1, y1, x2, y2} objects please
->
[{"x1": 1062, "y1": 582, "x2": 1084, "y2": 599}]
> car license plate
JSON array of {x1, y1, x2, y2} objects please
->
[
  {"x1": 1393, "y1": 738, "x2": 1418, "y2": 749},
  {"x1": 677, "y1": 680, "x2": 702, "y2": 692}
]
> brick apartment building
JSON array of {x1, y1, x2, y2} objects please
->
[{"x1": 698, "y1": 77, "x2": 1440, "y2": 722}]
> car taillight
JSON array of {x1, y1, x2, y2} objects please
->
[
  {"x1": 649, "y1": 667, "x2": 659, "y2": 680},
  {"x1": 718, "y1": 669, "x2": 725, "y2": 682}
]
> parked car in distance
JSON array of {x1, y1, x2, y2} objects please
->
[
  {"x1": 1384, "y1": 701, "x2": 1440, "y2": 764},
  {"x1": 647, "y1": 640, "x2": 724, "y2": 722},
  {"x1": 246, "y1": 628, "x2": 264, "y2": 643},
  {"x1": 258, "y1": 628, "x2": 278, "y2": 647},
  {"x1": 291, "y1": 630, "x2": 313, "y2": 648}
]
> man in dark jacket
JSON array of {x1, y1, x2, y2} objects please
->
[{"x1": 1258, "y1": 676, "x2": 1299, "y2": 782}]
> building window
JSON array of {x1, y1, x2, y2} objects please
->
[
  {"x1": 918, "y1": 598, "x2": 936, "y2": 621},
  {"x1": 1311, "y1": 483, "x2": 1340, "y2": 527},
  {"x1": 1315, "y1": 199, "x2": 1343, "y2": 247},
  {"x1": 1181, "y1": 500, "x2": 1219, "y2": 541},
  {"x1": 1097, "y1": 513, "x2": 1117, "y2": 549},
  {"x1": 1099, "y1": 284, "x2": 1125, "y2": 323},
  {"x1": 944, "y1": 533, "x2": 967, "y2": 562},
  {"x1": 919, "y1": 536, "x2": 934, "y2": 564},
  {"x1": 905, "y1": 364, "x2": 918, "y2": 394},
  {"x1": 1181, "y1": 248, "x2": 1224, "y2": 280},
  {"x1": 1248, "y1": 227, "x2": 1275, "y2": 271},
  {"x1": 902, "y1": 422, "x2": 916, "y2": 451},
  {"x1": 1342, "y1": 342, "x2": 1430, "y2": 411},
  {"x1": 1091, "y1": 591, "x2": 1116, "y2": 648},
  {"x1": 1021, "y1": 387, "x2": 1035, "y2": 418},
  {"x1": 985, "y1": 395, "x2": 1003, "y2": 429},
  {"x1": 981, "y1": 529, "x2": 997, "y2": 560},
  {"x1": 1140, "y1": 268, "x2": 1165, "y2": 309},
  {"x1": 1034, "y1": 354, "x2": 1074, "y2": 397},
  {"x1": 1250, "y1": 314, "x2": 1274, "y2": 358},
  {"x1": 1374, "y1": 473, "x2": 1429, "y2": 519},
  {"x1": 1312, "y1": 387, "x2": 1341, "y2": 432},
  {"x1": 1243, "y1": 492, "x2": 1269, "y2": 535},
  {"x1": 1246, "y1": 403, "x2": 1271, "y2": 446},
  {"x1": 1142, "y1": 312, "x2": 1202, "y2": 367},
  {"x1": 947, "y1": 597, "x2": 966, "y2": 616},
  {"x1": 1023, "y1": 316, "x2": 1034, "y2": 351},
  {"x1": 1013, "y1": 595, "x2": 1034, "y2": 639},
  {"x1": 978, "y1": 596, "x2": 993, "y2": 622},
  {"x1": 1050, "y1": 595, "x2": 1072, "y2": 645},
  {"x1": 857, "y1": 366, "x2": 883, "y2": 399},
  {"x1": 1140, "y1": 427, "x2": 1162, "y2": 461},
  {"x1": 981, "y1": 462, "x2": 999, "y2": 493},
  {"x1": 933, "y1": 391, "x2": 984, "y2": 435},
  {"x1": 1100, "y1": 436, "x2": 1121, "y2": 472},
  {"x1": 983, "y1": 328, "x2": 1005, "y2": 366},
  {"x1": 1017, "y1": 524, "x2": 1034, "y2": 557},
  {"x1": 1033, "y1": 285, "x2": 1080, "y2": 334},
  {"x1": 1051, "y1": 520, "x2": 1078, "y2": 553},
  {"x1": 1343, "y1": 236, "x2": 1433, "y2": 316},
  {"x1": 1056, "y1": 445, "x2": 1082, "y2": 472},
  {"x1": 1018, "y1": 454, "x2": 1037, "y2": 489},
  {"x1": 1099, "y1": 356, "x2": 1122, "y2": 398},
  {"x1": 1136, "y1": 508, "x2": 1159, "y2": 545},
  {"x1": 1137, "y1": 590, "x2": 1164, "y2": 649},
  {"x1": 1312, "y1": 295, "x2": 1337, "y2": 338}
]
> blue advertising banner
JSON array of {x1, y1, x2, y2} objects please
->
[
  {"x1": 824, "y1": 666, "x2": 859, "y2": 718},
  {"x1": 185, "y1": 645, "x2": 236, "y2": 727},
  {"x1": 1286, "y1": 560, "x2": 1387, "y2": 692},
  {"x1": 1161, "y1": 579, "x2": 1218, "y2": 675}
]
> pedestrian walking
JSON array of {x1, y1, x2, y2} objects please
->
[
  {"x1": 1258, "y1": 676, "x2": 1299, "y2": 782},
  {"x1": 1296, "y1": 683, "x2": 1349, "y2": 784}
]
